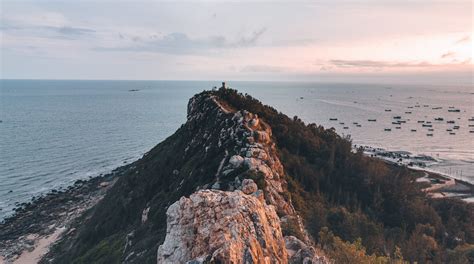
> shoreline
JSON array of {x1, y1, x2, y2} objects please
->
[
  {"x1": 0, "y1": 165, "x2": 127, "y2": 263},
  {"x1": 357, "y1": 144, "x2": 474, "y2": 202}
]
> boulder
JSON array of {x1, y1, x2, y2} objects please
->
[{"x1": 241, "y1": 179, "x2": 258, "y2": 194}]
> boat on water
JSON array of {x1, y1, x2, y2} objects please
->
[
  {"x1": 392, "y1": 121, "x2": 400, "y2": 125},
  {"x1": 427, "y1": 133, "x2": 433, "y2": 136},
  {"x1": 446, "y1": 129, "x2": 453, "y2": 132},
  {"x1": 450, "y1": 132, "x2": 456, "y2": 135},
  {"x1": 368, "y1": 119, "x2": 377, "y2": 122},
  {"x1": 405, "y1": 111, "x2": 412, "y2": 114},
  {"x1": 396, "y1": 127, "x2": 401, "y2": 129},
  {"x1": 385, "y1": 109, "x2": 391, "y2": 112},
  {"x1": 447, "y1": 120, "x2": 455, "y2": 124},
  {"x1": 339, "y1": 122, "x2": 345, "y2": 125},
  {"x1": 356, "y1": 124, "x2": 362, "y2": 127},
  {"x1": 411, "y1": 129, "x2": 417, "y2": 132},
  {"x1": 434, "y1": 117, "x2": 444, "y2": 121},
  {"x1": 453, "y1": 126, "x2": 460, "y2": 130},
  {"x1": 428, "y1": 128, "x2": 434, "y2": 131},
  {"x1": 448, "y1": 109, "x2": 461, "y2": 112},
  {"x1": 329, "y1": 118, "x2": 338, "y2": 121},
  {"x1": 432, "y1": 107, "x2": 442, "y2": 110},
  {"x1": 343, "y1": 127, "x2": 349, "y2": 129},
  {"x1": 422, "y1": 124, "x2": 432, "y2": 127},
  {"x1": 469, "y1": 124, "x2": 474, "y2": 127},
  {"x1": 468, "y1": 118, "x2": 474, "y2": 121},
  {"x1": 384, "y1": 128, "x2": 391, "y2": 131},
  {"x1": 470, "y1": 131, "x2": 474, "y2": 133},
  {"x1": 417, "y1": 120, "x2": 425, "y2": 123},
  {"x1": 393, "y1": 116, "x2": 402, "y2": 119}
]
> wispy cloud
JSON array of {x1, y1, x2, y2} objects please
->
[
  {"x1": 329, "y1": 60, "x2": 433, "y2": 68},
  {"x1": 326, "y1": 59, "x2": 470, "y2": 70},
  {"x1": 441, "y1": 51, "x2": 456, "y2": 59},
  {"x1": 455, "y1": 35, "x2": 471, "y2": 44},
  {"x1": 97, "y1": 28, "x2": 267, "y2": 54}
]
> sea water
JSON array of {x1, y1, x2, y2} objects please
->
[{"x1": 1, "y1": 80, "x2": 473, "y2": 219}]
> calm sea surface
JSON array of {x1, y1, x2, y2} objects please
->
[{"x1": 1, "y1": 80, "x2": 473, "y2": 219}]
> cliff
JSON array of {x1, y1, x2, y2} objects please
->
[{"x1": 42, "y1": 87, "x2": 474, "y2": 264}]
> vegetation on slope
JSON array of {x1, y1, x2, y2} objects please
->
[{"x1": 216, "y1": 88, "x2": 474, "y2": 263}]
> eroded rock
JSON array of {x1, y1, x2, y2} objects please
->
[{"x1": 157, "y1": 189, "x2": 288, "y2": 264}]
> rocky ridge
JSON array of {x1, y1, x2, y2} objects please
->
[{"x1": 156, "y1": 92, "x2": 328, "y2": 263}]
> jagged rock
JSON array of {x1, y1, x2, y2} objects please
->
[
  {"x1": 157, "y1": 189, "x2": 288, "y2": 264},
  {"x1": 241, "y1": 179, "x2": 258, "y2": 194},
  {"x1": 229, "y1": 155, "x2": 244, "y2": 168},
  {"x1": 285, "y1": 236, "x2": 328, "y2": 264}
]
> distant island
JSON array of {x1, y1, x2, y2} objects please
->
[{"x1": 1, "y1": 87, "x2": 473, "y2": 263}]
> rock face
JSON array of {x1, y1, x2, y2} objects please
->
[
  {"x1": 157, "y1": 92, "x2": 329, "y2": 263},
  {"x1": 157, "y1": 189, "x2": 288, "y2": 264}
]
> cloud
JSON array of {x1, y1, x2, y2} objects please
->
[
  {"x1": 325, "y1": 59, "x2": 471, "y2": 71},
  {"x1": 235, "y1": 28, "x2": 267, "y2": 47},
  {"x1": 57, "y1": 26, "x2": 95, "y2": 36},
  {"x1": 1, "y1": 13, "x2": 95, "y2": 40},
  {"x1": 441, "y1": 51, "x2": 456, "y2": 59},
  {"x1": 98, "y1": 28, "x2": 267, "y2": 54},
  {"x1": 329, "y1": 59, "x2": 435, "y2": 69},
  {"x1": 455, "y1": 35, "x2": 470, "y2": 44}
]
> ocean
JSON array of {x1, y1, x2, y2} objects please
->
[{"x1": 1, "y1": 80, "x2": 473, "y2": 219}]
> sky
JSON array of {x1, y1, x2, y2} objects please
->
[{"x1": 0, "y1": 0, "x2": 472, "y2": 84}]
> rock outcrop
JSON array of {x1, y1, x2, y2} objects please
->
[
  {"x1": 157, "y1": 91, "x2": 328, "y2": 263},
  {"x1": 157, "y1": 189, "x2": 287, "y2": 263}
]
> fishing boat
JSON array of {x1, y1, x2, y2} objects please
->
[
  {"x1": 368, "y1": 119, "x2": 377, "y2": 122},
  {"x1": 447, "y1": 120, "x2": 455, "y2": 124},
  {"x1": 385, "y1": 109, "x2": 391, "y2": 112},
  {"x1": 422, "y1": 124, "x2": 432, "y2": 127},
  {"x1": 453, "y1": 126, "x2": 460, "y2": 130},
  {"x1": 434, "y1": 117, "x2": 444, "y2": 121},
  {"x1": 448, "y1": 109, "x2": 461, "y2": 112},
  {"x1": 384, "y1": 128, "x2": 391, "y2": 131},
  {"x1": 411, "y1": 129, "x2": 417, "y2": 132},
  {"x1": 393, "y1": 116, "x2": 402, "y2": 119},
  {"x1": 405, "y1": 111, "x2": 412, "y2": 114},
  {"x1": 329, "y1": 118, "x2": 338, "y2": 121},
  {"x1": 427, "y1": 133, "x2": 433, "y2": 136},
  {"x1": 417, "y1": 120, "x2": 425, "y2": 123}
]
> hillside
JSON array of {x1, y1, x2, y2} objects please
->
[{"x1": 42, "y1": 88, "x2": 473, "y2": 263}]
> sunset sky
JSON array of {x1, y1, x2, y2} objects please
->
[{"x1": 1, "y1": 0, "x2": 472, "y2": 83}]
